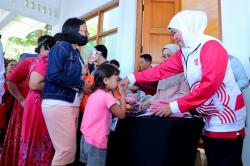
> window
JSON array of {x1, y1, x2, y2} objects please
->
[{"x1": 81, "y1": 0, "x2": 119, "y2": 61}]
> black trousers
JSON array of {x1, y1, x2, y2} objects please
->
[{"x1": 203, "y1": 136, "x2": 243, "y2": 166}]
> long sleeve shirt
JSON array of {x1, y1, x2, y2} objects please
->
[
  {"x1": 229, "y1": 55, "x2": 249, "y2": 91},
  {"x1": 148, "y1": 73, "x2": 189, "y2": 103},
  {"x1": 0, "y1": 40, "x2": 5, "y2": 103}
]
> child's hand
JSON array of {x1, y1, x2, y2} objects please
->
[
  {"x1": 139, "y1": 100, "x2": 150, "y2": 110},
  {"x1": 83, "y1": 81, "x2": 92, "y2": 93},
  {"x1": 118, "y1": 77, "x2": 129, "y2": 91},
  {"x1": 118, "y1": 84, "x2": 126, "y2": 97}
]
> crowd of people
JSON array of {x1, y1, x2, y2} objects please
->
[{"x1": 0, "y1": 9, "x2": 249, "y2": 166}]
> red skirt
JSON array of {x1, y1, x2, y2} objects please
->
[
  {"x1": 0, "y1": 101, "x2": 23, "y2": 166},
  {"x1": 18, "y1": 91, "x2": 54, "y2": 166}
]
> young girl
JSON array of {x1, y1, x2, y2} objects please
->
[{"x1": 80, "y1": 63, "x2": 126, "y2": 166}]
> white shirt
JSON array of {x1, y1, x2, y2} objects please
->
[{"x1": 0, "y1": 39, "x2": 5, "y2": 104}]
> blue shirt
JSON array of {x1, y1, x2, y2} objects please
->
[
  {"x1": 229, "y1": 55, "x2": 249, "y2": 90},
  {"x1": 19, "y1": 53, "x2": 37, "y2": 62}
]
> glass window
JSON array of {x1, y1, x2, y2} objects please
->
[
  {"x1": 86, "y1": 16, "x2": 98, "y2": 37},
  {"x1": 81, "y1": 2, "x2": 119, "y2": 61},
  {"x1": 103, "y1": 7, "x2": 119, "y2": 32},
  {"x1": 101, "y1": 33, "x2": 117, "y2": 60},
  {"x1": 82, "y1": 39, "x2": 96, "y2": 61}
]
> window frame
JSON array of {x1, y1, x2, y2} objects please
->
[{"x1": 81, "y1": 0, "x2": 119, "y2": 45}]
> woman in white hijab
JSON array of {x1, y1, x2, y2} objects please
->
[
  {"x1": 140, "y1": 44, "x2": 189, "y2": 110},
  {"x1": 120, "y1": 10, "x2": 246, "y2": 166}
]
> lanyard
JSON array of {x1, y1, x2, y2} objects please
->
[{"x1": 181, "y1": 43, "x2": 201, "y2": 80}]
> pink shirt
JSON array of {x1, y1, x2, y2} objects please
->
[{"x1": 81, "y1": 89, "x2": 116, "y2": 149}]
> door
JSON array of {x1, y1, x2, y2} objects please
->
[
  {"x1": 181, "y1": 0, "x2": 222, "y2": 39},
  {"x1": 135, "y1": 0, "x2": 221, "y2": 69},
  {"x1": 142, "y1": 0, "x2": 180, "y2": 65}
]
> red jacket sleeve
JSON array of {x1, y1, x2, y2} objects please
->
[
  {"x1": 134, "y1": 50, "x2": 183, "y2": 83},
  {"x1": 177, "y1": 40, "x2": 228, "y2": 112}
]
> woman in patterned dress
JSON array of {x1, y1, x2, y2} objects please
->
[{"x1": 18, "y1": 35, "x2": 56, "y2": 166}]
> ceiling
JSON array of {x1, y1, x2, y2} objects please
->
[
  {"x1": 0, "y1": 0, "x2": 62, "y2": 41},
  {"x1": 0, "y1": 9, "x2": 46, "y2": 41}
]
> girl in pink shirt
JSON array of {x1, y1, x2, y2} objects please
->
[{"x1": 80, "y1": 63, "x2": 126, "y2": 166}]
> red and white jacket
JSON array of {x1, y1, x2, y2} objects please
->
[{"x1": 129, "y1": 36, "x2": 246, "y2": 135}]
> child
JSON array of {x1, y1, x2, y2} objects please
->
[{"x1": 80, "y1": 63, "x2": 126, "y2": 166}]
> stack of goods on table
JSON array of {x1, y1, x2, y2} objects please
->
[
  {"x1": 125, "y1": 91, "x2": 151, "y2": 115},
  {"x1": 125, "y1": 90, "x2": 190, "y2": 118}
]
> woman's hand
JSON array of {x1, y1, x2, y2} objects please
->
[
  {"x1": 139, "y1": 100, "x2": 151, "y2": 110},
  {"x1": 154, "y1": 103, "x2": 172, "y2": 118}
]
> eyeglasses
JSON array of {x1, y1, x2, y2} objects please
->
[
  {"x1": 92, "y1": 50, "x2": 102, "y2": 57},
  {"x1": 79, "y1": 30, "x2": 89, "y2": 36}
]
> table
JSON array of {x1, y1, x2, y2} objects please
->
[{"x1": 106, "y1": 115, "x2": 204, "y2": 166}]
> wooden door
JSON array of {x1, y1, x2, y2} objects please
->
[
  {"x1": 181, "y1": 0, "x2": 222, "y2": 39},
  {"x1": 135, "y1": 0, "x2": 221, "y2": 70},
  {"x1": 142, "y1": 0, "x2": 180, "y2": 65}
]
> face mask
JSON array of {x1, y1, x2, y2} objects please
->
[{"x1": 76, "y1": 34, "x2": 88, "y2": 46}]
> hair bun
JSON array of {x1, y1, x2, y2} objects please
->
[{"x1": 35, "y1": 35, "x2": 56, "y2": 54}]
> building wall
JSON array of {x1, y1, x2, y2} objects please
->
[
  {"x1": 0, "y1": 0, "x2": 60, "y2": 25},
  {"x1": 221, "y1": 1, "x2": 250, "y2": 165},
  {"x1": 221, "y1": 0, "x2": 250, "y2": 77},
  {"x1": 52, "y1": 0, "x2": 112, "y2": 33}
]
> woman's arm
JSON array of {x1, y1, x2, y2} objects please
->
[
  {"x1": 6, "y1": 58, "x2": 32, "y2": 106},
  {"x1": 172, "y1": 40, "x2": 228, "y2": 113},
  {"x1": 119, "y1": 51, "x2": 183, "y2": 92},
  {"x1": 29, "y1": 71, "x2": 45, "y2": 90},
  {"x1": 6, "y1": 81, "x2": 25, "y2": 103},
  {"x1": 133, "y1": 50, "x2": 184, "y2": 83}
]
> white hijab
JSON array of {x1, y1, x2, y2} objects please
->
[{"x1": 168, "y1": 10, "x2": 207, "y2": 54}]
